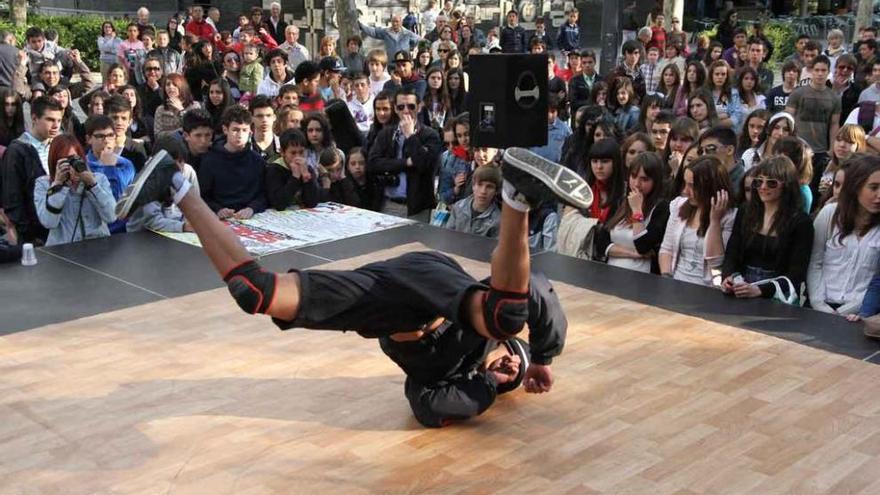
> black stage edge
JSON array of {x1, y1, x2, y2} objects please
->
[{"x1": 2, "y1": 224, "x2": 878, "y2": 363}]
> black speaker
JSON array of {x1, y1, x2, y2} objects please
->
[
  {"x1": 467, "y1": 54, "x2": 548, "y2": 148},
  {"x1": 601, "y1": 0, "x2": 621, "y2": 75}
]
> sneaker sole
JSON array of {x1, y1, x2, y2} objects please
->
[
  {"x1": 115, "y1": 150, "x2": 169, "y2": 220},
  {"x1": 503, "y1": 147, "x2": 593, "y2": 210}
]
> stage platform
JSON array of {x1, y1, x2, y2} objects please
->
[{"x1": 3, "y1": 225, "x2": 880, "y2": 493}]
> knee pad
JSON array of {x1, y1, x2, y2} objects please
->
[
  {"x1": 481, "y1": 287, "x2": 529, "y2": 340},
  {"x1": 223, "y1": 260, "x2": 277, "y2": 315}
]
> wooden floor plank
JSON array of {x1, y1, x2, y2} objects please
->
[{"x1": 2, "y1": 243, "x2": 879, "y2": 494}]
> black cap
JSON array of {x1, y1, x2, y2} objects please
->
[
  {"x1": 318, "y1": 56, "x2": 346, "y2": 73},
  {"x1": 393, "y1": 50, "x2": 413, "y2": 63}
]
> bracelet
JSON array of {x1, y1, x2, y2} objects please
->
[{"x1": 661, "y1": 273, "x2": 673, "y2": 278}]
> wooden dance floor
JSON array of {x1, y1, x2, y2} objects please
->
[{"x1": 4, "y1": 242, "x2": 880, "y2": 494}]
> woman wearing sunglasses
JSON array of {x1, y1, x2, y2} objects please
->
[
  {"x1": 720, "y1": 156, "x2": 813, "y2": 300},
  {"x1": 808, "y1": 154, "x2": 880, "y2": 316}
]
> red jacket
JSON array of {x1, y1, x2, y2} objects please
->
[{"x1": 186, "y1": 20, "x2": 215, "y2": 42}]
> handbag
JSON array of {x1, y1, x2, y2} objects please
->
[{"x1": 751, "y1": 276, "x2": 799, "y2": 305}]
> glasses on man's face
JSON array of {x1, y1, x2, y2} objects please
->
[
  {"x1": 698, "y1": 144, "x2": 719, "y2": 155},
  {"x1": 752, "y1": 178, "x2": 780, "y2": 189},
  {"x1": 396, "y1": 103, "x2": 417, "y2": 111},
  {"x1": 92, "y1": 132, "x2": 115, "y2": 140}
]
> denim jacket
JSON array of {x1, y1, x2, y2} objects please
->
[
  {"x1": 33, "y1": 174, "x2": 117, "y2": 246},
  {"x1": 436, "y1": 150, "x2": 472, "y2": 206}
]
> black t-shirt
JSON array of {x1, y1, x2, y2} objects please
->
[{"x1": 765, "y1": 85, "x2": 792, "y2": 113}]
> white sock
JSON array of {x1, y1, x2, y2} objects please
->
[
  {"x1": 171, "y1": 172, "x2": 191, "y2": 205},
  {"x1": 502, "y1": 180, "x2": 530, "y2": 212}
]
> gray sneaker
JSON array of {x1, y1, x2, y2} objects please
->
[
  {"x1": 115, "y1": 150, "x2": 176, "y2": 220},
  {"x1": 502, "y1": 147, "x2": 593, "y2": 210}
]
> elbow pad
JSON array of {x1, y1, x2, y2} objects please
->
[{"x1": 223, "y1": 260, "x2": 278, "y2": 315}]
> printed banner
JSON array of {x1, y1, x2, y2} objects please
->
[{"x1": 153, "y1": 203, "x2": 413, "y2": 257}]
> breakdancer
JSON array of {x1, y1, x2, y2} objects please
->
[{"x1": 115, "y1": 144, "x2": 592, "y2": 415}]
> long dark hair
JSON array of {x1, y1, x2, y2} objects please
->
[
  {"x1": 301, "y1": 111, "x2": 334, "y2": 150},
  {"x1": 688, "y1": 89, "x2": 719, "y2": 128},
  {"x1": 586, "y1": 138, "x2": 627, "y2": 212},
  {"x1": 424, "y1": 66, "x2": 451, "y2": 114},
  {"x1": 637, "y1": 94, "x2": 663, "y2": 131},
  {"x1": 446, "y1": 68, "x2": 467, "y2": 115},
  {"x1": 704, "y1": 60, "x2": 733, "y2": 105},
  {"x1": 608, "y1": 151, "x2": 667, "y2": 228},
  {"x1": 562, "y1": 105, "x2": 606, "y2": 177},
  {"x1": 735, "y1": 66, "x2": 763, "y2": 105},
  {"x1": 703, "y1": 41, "x2": 723, "y2": 67},
  {"x1": 658, "y1": 63, "x2": 681, "y2": 108},
  {"x1": 737, "y1": 108, "x2": 770, "y2": 156},
  {"x1": 832, "y1": 153, "x2": 880, "y2": 242},
  {"x1": 682, "y1": 61, "x2": 707, "y2": 98},
  {"x1": 741, "y1": 155, "x2": 804, "y2": 246},
  {"x1": 751, "y1": 113, "x2": 796, "y2": 167},
  {"x1": 0, "y1": 87, "x2": 24, "y2": 143},
  {"x1": 204, "y1": 79, "x2": 232, "y2": 130},
  {"x1": 679, "y1": 155, "x2": 732, "y2": 236}
]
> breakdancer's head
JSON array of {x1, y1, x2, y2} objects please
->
[{"x1": 485, "y1": 337, "x2": 530, "y2": 394}]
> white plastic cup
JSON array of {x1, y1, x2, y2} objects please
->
[{"x1": 21, "y1": 243, "x2": 37, "y2": 266}]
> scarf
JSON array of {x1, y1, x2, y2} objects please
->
[{"x1": 590, "y1": 179, "x2": 610, "y2": 223}]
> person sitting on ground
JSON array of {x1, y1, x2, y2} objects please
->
[
  {"x1": 34, "y1": 134, "x2": 116, "y2": 246},
  {"x1": 446, "y1": 165, "x2": 502, "y2": 238},
  {"x1": 197, "y1": 106, "x2": 268, "y2": 219},
  {"x1": 808, "y1": 154, "x2": 880, "y2": 316},
  {"x1": 115, "y1": 145, "x2": 592, "y2": 427},
  {"x1": 721, "y1": 155, "x2": 813, "y2": 302},
  {"x1": 126, "y1": 134, "x2": 200, "y2": 233},
  {"x1": 265, "y1": 127, "x2": 320, "y2": 210}
]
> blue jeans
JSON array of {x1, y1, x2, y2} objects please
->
[{"x1": 859, "y1": 271, "x2": 880, "y2": 318}]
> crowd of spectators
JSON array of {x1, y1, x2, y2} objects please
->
[{"x1": 1, "y1": 4, "x2": 880, "y2": 335}]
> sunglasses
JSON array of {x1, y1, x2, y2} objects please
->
[
  {"x1": 838, "y1": 65, "x2": 854, "y2": 71},
  {"x1": 145, "y1": 66, "x2": 161, "y2": 71},
  {"x1": 396, "y1": 103, "x2": 417, "y2": 111},
  {"x1": 752, "y1": 178, "x2": 780, "y2": 189},
  {"x1": 438, "y1": 49, "x2": 449, "y2": 53},
  {"x1": 698, "y1": 144, "x2": 719, "y2": 155}
]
